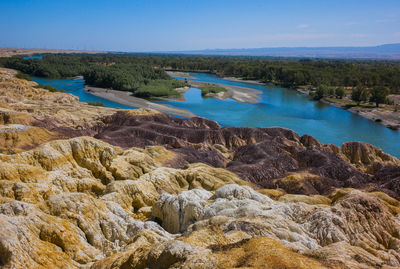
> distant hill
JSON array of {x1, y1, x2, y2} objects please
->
[{"x1": 171, "y1": 43, "x2": 400, "y2": 60}]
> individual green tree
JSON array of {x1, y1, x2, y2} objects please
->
[
  {"x1": 351, "y1": 85, "x2": 368, "y2": 105},
  {"x1": 327, "y1": 87, "x2": 335, "y2": 97},
  {"x1": 313, "y1": 84, "x2": 328, "y2": 100},
  {"x1": 370, "y1": 86, "x2": 389, "y2": 107},
  {"x1": 335, "y1": 87, "x2": 345, "y2": 99},
  {"x1": 360, "y1": 89, "x2": 370, "y2": 104}
]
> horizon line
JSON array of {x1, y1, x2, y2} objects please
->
[{"x1": 2, "y1": 42, "x2": 400, "y2": 54}]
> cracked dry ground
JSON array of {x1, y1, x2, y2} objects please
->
[{"x1": 1, "y1": 69, "x2": 400, "y2": 268}]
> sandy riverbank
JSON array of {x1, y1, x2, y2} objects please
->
[
  {"x1": 293, "y1": 87, "x2": 400, "y2": 130},
  {"x1": 188, "y1": 80, "x2": 262, "y2": 103},
  {"x1": 166, "y1": 71, "x2": 265, "y2": 85},
  {"x1": 221, "y1": 76, "x2": 265, "y2": 85},
  {"x1": 166, "y1": 71, "x2": 262, "y2": 103},
  {"x1": 84, "y1": 86, "x2": 196, "y2": 118},
  {"x1": 323, "y1": 99, "x2": 400, "y2": 130},
  {"x1": 166, "y1": 71, "x2": 196, "y2": 79}
]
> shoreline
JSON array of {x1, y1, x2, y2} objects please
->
[
  {"x1": 166, "y1": 71, "x2": 262, "y2": 103},
  {"x1": 221, "y1": 76, "x2": 265, "y2": 85},
  {"x1": 165, "y1": 71, "x2": 196, "y2": 79},
  {"x1": 294, "y1": 87, "x2": 400, "y2": 130},
  {"x1": 169, "y1": 71, "x2": 400, "y2": 130},
  {"x1": 84, "y1": 86, "x2": 196, "y2": 118},
  {"x1": 322, "y1": 98, "x2": 400, "y2": 130},
  {"x1": 188, "y1": 80, "x2": 262, "y2": 103},
  {"x1": 166, "y1": 70, "x2": 265, "y2": 85}
]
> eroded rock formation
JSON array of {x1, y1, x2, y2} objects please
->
[{"x1": 1, "y1": 69, "x2": 400, "y2": 268}]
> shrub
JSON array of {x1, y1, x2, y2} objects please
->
[
  {"x1": 351, "y1": 85, "x2": 369, "y2": 105},
  {"x1": 370, "y1": 86, "x2": 389, "y2": 107},
  {"x1": 35, "y1": 84, "x2": 58, "y2": 92},
  {"x1": 313, "y1": 85, "x2": 328, "y2": 100},
  {"x1": 335, "y1": 87, "x2": 345, "y2": 99},
  {"x1": 327, "y1": 87, "x2": 335, "y2": 97},
  {"x1": 134, "y1": 79, "x2": 185, "y2": 98},
  {"x1": 15, "y1": 72, "x2": 32, "y2": 81},
  {"x1": 200, "y1": 85, "x2": 227, "y2": 97},
  {"x1": 87, "y1": 101, "x2": 105, "y2": 107}
]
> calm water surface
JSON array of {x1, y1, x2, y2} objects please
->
[
  {"x1": 23, "y1": 56, "x2": 43, "y2": 59},
  {"x1": 32, "y1": 77, "x2": 136, "y2": 109},
  {"x1": 157, "y1": 73, "x2": 400, "y2": 158},
  {"x1": 32, "y1": 74, "x2": 400, "y2": 158}
]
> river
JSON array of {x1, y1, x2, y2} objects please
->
[{"x1": 32, "y1": 73, "x2": 400, "y2": 158}]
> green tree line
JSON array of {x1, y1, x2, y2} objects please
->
[
  {"x1": 2, "y1": 53, "x2": 400, "y2": 97},
  {"x1": 0, "y1": 54, "x2": 182, "y2": 97}
]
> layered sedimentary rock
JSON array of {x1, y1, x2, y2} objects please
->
[
  {"x1": 0, "y1": 68, "x2": 118, "y2": 152},
  {"x1": 91, "y1": 110, "x2": 400, "y2": 201},
  {"x1": 0, "y1": 136, "x2": 248, "y2": 268},
  {"x1": 1, "y1": 69, "x2": 400, "y2": 268},
  {"x1": 1, "y1": 137, "x2": 400, "y2": 268}
]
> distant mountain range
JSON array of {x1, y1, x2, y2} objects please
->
[{"x1": 170, "y1": 43, "x2": 400, "y2": 60}]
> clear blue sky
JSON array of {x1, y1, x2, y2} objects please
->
[{"x1": 0, "y1": 0, "x2": 399, "y2": 51}]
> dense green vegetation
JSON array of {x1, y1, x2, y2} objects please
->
[
  {"x1": 148, "y1": 55, "x2": 400, "y2": 93},
  {"x1": 1, "y1": 54, "x2": 177, "y2": 97},
  {"x1": 199, "y1": 85, "x2": 227, "y2": 97},
  {"x1": 5, "y1": 55, "x2": 85, "y2": 77},
  {"x1": 370, "y1": 86, "x2": 390, "y2": 107},
  {"x1": 1, "y1": 53, "x2": 400, "y2": 100},
  {"x1": 15, "y1": 71, "x2": 32, "y2": 81},
  {"x1": 351, "y1": 86, "x2": 370, "y2": 105},
  {"x1": 83, "y1": 63, "x2": 169, "y2": 92},
  {"x1": 335, "y1": 87, "x2": 345, "y2": 99},
  {"x1": 35, "y1": 84, "x2": 58, "y2": 92},
  {"x1": 134, "y1": 79, "x2": 186, "y2": 98}
]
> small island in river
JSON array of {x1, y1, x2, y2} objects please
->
[{"x1": 84, "y1": 85, "x2": 195, "y2": 118}]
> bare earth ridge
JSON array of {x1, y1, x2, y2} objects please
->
[
  {"x1": 0, "y1": 48, "x2": 102, "y2": 57},
  {"x1": 84, "y1": 85, "x2": 196, "y2": 118}
]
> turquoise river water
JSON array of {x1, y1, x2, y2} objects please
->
[{"x1": 32, "y1": 73, "x2": 400, "y2": 158}]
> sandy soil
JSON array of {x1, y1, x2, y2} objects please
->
[
  {"x1": 350, "y1": 107, "x2": 400, "y2": 130},
  {"x1": 84, "y1": 86, "x2": 196, "y2": 118},
  {"x1": 167, "y1": 71, "x2": 265, "y2": 85},
  {"x1": 322, "y1": 98, "x2": 400, "y2": 130},
  {"x1": 221, "y1": 76, "x2": 265, "y2": 85},
  {"x1": 188, "y1": 80, "x2": 262, "y2": 103},
  {"x1": 166, "y1": 71, "x2": 262, "y2": 103},
  {"x1": 0, "y1": 48, "x2": 102, "y2": 57},
  {"x1": 166, "y1": 71, "x2": 196, "y2": 79}
]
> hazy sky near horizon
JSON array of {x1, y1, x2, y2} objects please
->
[{"x1": 1, "y1": 0, "x2": 399, "y2": 51}]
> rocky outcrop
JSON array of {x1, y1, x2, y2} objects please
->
[
  {"x1": 212, "y1": 238, "x2": 328, "y2": 269},
  {"x1": 161, "y1": 185, "x2": 400, "y2": 268},
  {"x1": 90, "y1": 110, "x2": 400, "y2": 201},
  {"x1": 0, "y1": 136, "x2": 250, "y2": 268},
  {"x1": 1, "y1": 69, "x2": 399, "y2": 199},
  {"x1": 342, "y1": 141, "x2": 400, "y2": 171},
  {"x1": 1, "y1": 135, "x2": 399, "y2": 268},
  {"x1": 1, "y1": 69, "x2": 400, "y2": 268},
  {"x1": 0, "y1": 69, "x2": 118, "y2": 152},
  {"x1": 152, "y1": 189, "x2": 213, "y2": 233}
]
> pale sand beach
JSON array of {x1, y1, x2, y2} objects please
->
[
  {"x1": 187, "y1": 80, "x2": 262, "y2": 103},
  {"x1": 221, "y1": 76, "x2": 265, "y2": 85},
  {"x1": 167, "y1": 71, "x2": 265, "y2": 85},
  {"x1": 166, "y1": 71, "x2": 196, "y2": 79},
  {"x1": 166, "y1": 71, "x2": 262, "y2": 103},
  {"x1": 84, "y1": 86, "x2": 196, "y2": 118}
]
